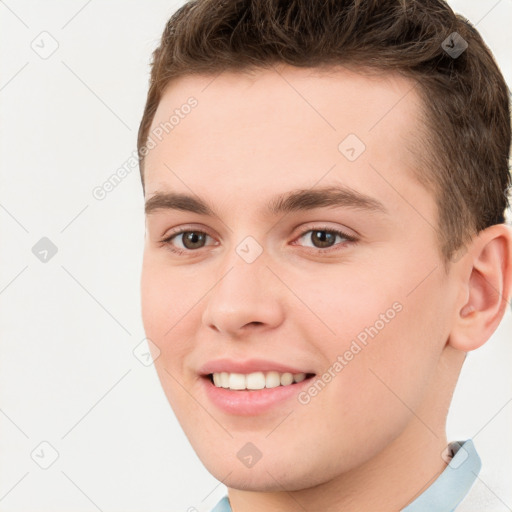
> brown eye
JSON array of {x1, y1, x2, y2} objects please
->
[
  {"x1": 161, "y1": 229, "x2": 214, "y2": 254},
  {"x1": 309, "y1": 230, "x2": 337, "y2": 249},
  {"x1": 295, "y1": 227, "x2": 356, "y2": 251},
  {"x1": 180, "y1": 231, "x2": 208, "y2": 250}
]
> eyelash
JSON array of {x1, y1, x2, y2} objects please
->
[{"x1": 159, "y1": 226, "x2": 357, "y2": 256}]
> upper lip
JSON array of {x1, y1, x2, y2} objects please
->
[{"x1": 198, "y1": 358, "x2": 315, "y2": 376}]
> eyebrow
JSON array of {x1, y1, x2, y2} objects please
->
[{"x1": 144, "y1": 185, "x2": 388, "y2": 217}]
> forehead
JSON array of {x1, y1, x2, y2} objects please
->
[{"x1": 143, "y1": 64, "x2": 430, "y2": 221}]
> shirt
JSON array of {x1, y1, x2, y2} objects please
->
[{"x1": 209, "y1": 439, "x2": 481, "y2": 512}]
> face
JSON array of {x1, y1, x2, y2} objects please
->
[{"x1": 140, "y1": 64, "x2": 458, "y2": 491}]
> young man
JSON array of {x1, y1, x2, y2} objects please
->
[{"x1": 137, "y1": 1, "x2": 511, "y2": 510}]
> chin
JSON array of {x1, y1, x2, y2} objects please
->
[
  {"x1": 211, "y1": 468, "x2": 307, "y2": 492},
  {"x1": 198, "y1": 447, "x2": 332, "y2": 492}
]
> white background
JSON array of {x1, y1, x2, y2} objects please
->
[{"x1": 0, "y1": 1, "x2": 511, "y2": 511}]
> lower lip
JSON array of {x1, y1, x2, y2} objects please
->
[{"x1": 200, "y1": 375, "x2": 315, "y2": 415}]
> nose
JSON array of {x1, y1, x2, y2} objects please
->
[{"x1": 201, "y1": 250, "x2": 285, "y2": 338}]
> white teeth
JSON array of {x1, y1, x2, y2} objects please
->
[
  {"x1": 266, "y1": 371, "x2": 281, "y2": 388},
  {"x1": 246, "y1": 372, "x2": 266, "y2": 389},
  {"x1": 280, "y1": 372, "x2": 294, "y2": 386},
  {"x1": 210, "y1": 371, "x2": 310, "y2": 390},
  {"x1": 220, "y1": 372, "x2": 229, "y2": 388},
  {"x1": 229, "y1": 373, "x2": 246, "y2": 390}
]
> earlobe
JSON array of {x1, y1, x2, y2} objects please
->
[{"x1": 448, "y1": 224, "x2": 512, "y2": 352}]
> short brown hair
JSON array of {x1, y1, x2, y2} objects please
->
[{"x1": 137, "y1": 0, "x2": 511, "y2": 264}]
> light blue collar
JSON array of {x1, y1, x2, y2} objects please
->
[
  {"x1": 402, "y1": 439, "x2": 481, "y2": 511},
  {"x1": 210, "y1": 439, "x2": 480, "y2": 512}
]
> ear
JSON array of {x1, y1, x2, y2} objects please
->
[{"x1": 448, "y1": 224, "x2": 512, "y2": 352}]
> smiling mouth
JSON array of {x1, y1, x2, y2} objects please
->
[{"x1": 205, "y1": 371, "x2": 316, "y2": 391}]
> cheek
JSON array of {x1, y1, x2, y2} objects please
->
[
  {"x1": 140, "y1": 254, "x2": 201, "y2": 421},
  {"x1": 140, "y1": 252, "x2": 199, "y2": 368},
  {"x1": 293, "y1": 305, "x2": 436, "y2": 466},
  {"x1": 295, "y1": 264, "x2": 442, "y2": 427},
  {"x1": 142, "y1": 250, "x2": 190, "y2": 328},
  {"x1": 140, "y1": 259, "x2": 167, "y2": 341}
]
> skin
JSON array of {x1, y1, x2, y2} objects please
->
[{"x1": 140, "y1": 64, "x2": 512, "y2": 511}]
